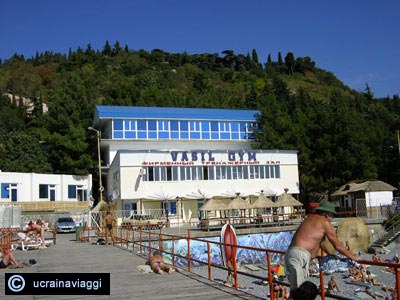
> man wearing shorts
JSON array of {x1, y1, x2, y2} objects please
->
[{"x1": 285, "y1": 201, "x2": 360, "y2": 292}]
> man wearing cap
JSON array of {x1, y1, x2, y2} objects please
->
[{"x1": 285, "y1": 201, "x2": 360, "y2": 292}]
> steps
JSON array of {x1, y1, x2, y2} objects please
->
[{"x1": 371, "y1": 213, "x2": 400, "y2": 249}]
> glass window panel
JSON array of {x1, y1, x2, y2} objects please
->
[
  {"x1": 68, "y1": 185, "x2": 76, "y2": 198},
  {"x1": 172, "y1": 167, "x2": 178, "y2": 181},
  {"x1": 171, "y1": 132, "x2": 179, "y2": 139},
  {"x1": 114, "y1": 131, "x2": 123, "y2": 138},
  {"x1": 211, "y1": 121, "x2": 218, "y2": 131},
  {"x1": 208, "y1": 166, "x2": 215, "y2": 180},
  {"x1": 125, "y1": 131, "x2": 136, "y2": 138},
  {"x1": 197, "y1": 166, "x2": 203, "y2": 180},
  {"x1": 39, "y1": 184, "x2": 48, "y2": 198},
  {"x1": 170, "y1": 202, "x2": 177, "y2": 214},
  {"x1": 138, "y1": 132, "x2": 147, "y2": 139},
  {"x1": 138, "y1": 120, "x2": 146, "y2": 130},
  {"x1": 239, "y1": 122, "x2": 246, "y2": 132},
  {"x1": 190, "y1": 132, "x2": 200, "y2": 139},
  {"x1": 265, "y1": 166, "x2": 270, "y2": 178},
  {"x1": 180, "y1": 166, "x2": 186, "y2": 180},
  {"x1": 114, "y1": 120, "x2": 123, "y2": 130},
  {"x1": 171, "y1": 121, "x2": 179, "y2": 130},
  {"x1": 148, "y1": 131, "x2": 157, "y2": 138},
  {"x1": 202, "y1": 132, "x2": 210, "y2": 139},
  {"x1": 227, "y1": 167, "x2": 232, "y2": 179},
  {"x1": 1, "y1": 183, "x2": 10, "y2": 198},
  {"x1": 180, "y1": 121, "x2": 188, "y2": 131},
  {"x1": 201, "y1": 121, "x2": 209, "y2": 131},
  {"x1": 260, "y1": 166, "x2": 265, "y2": 179},
  {"x1": 231, "y1": 133, "x2": 239, "y2": 139},
  {"x1": 243, "y1": 166, "x2": 249, "y2": 179},
  {"x1": 220, "y1": 133, "x2": 230, "y2": 139},
  {"x1": 211, "y1": 132, "x2": 219, "y2": 139},
  {"x1": 154, "y1": 167, "x2": 161, "y2": 181},
  {"x1": 231, "y1": 122, "x2": 239, "y2": 131},
  {"x1": 148, "y1": 120, "x2": 156, "y2": 130},
  {"x1": 275, "y1": 165, "x2": 281, "y2": 178},
  {"x1": 180, "y1": 132, "x2": 189, "y2": 139},
  {"x1": 158, "y1": 132, "x2": 169, "y2": 139}
]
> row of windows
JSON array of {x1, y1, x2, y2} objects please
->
[
  {"x1": 113, "y1": 119, "x2": 257, "y2": 140},
  {"x1": 1, "y1": 183, "x2": 87, "y2": 201},
  {"x1": 141, "y1": 165, "x2": 280, "y2": 182}
]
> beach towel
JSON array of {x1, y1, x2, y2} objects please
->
[{"x1": 319, "y1": 254, "x2": 352, "y2": 273}]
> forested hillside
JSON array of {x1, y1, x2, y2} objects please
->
[{"x1": 0, "y1": 41, "x2": 399, "y2": 202}]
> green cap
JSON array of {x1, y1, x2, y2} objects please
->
[{"x1": 315, "y1": 201, "x2": 336, "y2": 215}]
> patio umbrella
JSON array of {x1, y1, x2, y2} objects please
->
[
  {"x1": 198, "y1": 197, "x2": 227, "y2": 211},
  {"x1": 252, "y1": 192, "x2": 277, "y2": 209},
  {"x1": 228, "y1": 193, "x2": 253, "y2": 210},
  {"x1": 336, "y1": 217, "x2": 371, "y2": 253},
  {"x1": 275, "y1": 189, "x2": 303, "y2": 207}
]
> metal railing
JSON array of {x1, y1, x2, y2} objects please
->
[{"x1": 79, "y1": 225, "x2": 400, "y2": 300}]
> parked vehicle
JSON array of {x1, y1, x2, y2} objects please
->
[{"x1": 56, "y1": 217, "x2": 76, "y2": 233}]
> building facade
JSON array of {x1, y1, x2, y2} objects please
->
[
  {"x1": 92, "y1": 106, "x2": 300, "y2": 223},
  {"x1": 0, "y1": 172, "x2": 92, "y2": 210}
]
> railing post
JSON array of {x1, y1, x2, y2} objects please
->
[
  {"x1": 207, "y1": 242, "x2": 212, "y2": 281},
  {"x1": 233, "y1": 244, "x2": 238, "y2": 290},
  {"x1": 172, "y1": 236, "x2": 175, "y2": 266},
  {"x1": 267, "y1": 252, "x2": 274, "y2": 300},
  {"x1": 139, "y1": 226, "x2": 143, "y2": 254},
  {"x1": 396, "y1": 267, "x2": 400, "y2": 300},
  {"x1": 319, "y1": 258, "x2": 326, "y2": 300},
  {"x1": 187, "y1": 229, "x2": 191, "y2": 272}
]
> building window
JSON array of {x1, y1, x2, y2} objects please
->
[
  {"x1": 68, "y1": 185, "x2": 88, "y2": 201},
  {"x1": 141, "y1": 164, "x2": 280, "y2": 182},
  {"x1": 39, "y1": 184, "x2": 56, "y2": 201},
  {"x1": 1, "y1": 183, "x2": 17, "y2": 201}
]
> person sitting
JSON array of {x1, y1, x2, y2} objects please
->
[
  {"x1": 145, "y1": 250, "x2": 174, "y2": 275},
  {"x1": 273, "y1": 274, "x2": 289, "y2": 300},
  {"x1": 372, "y1": 252, "x2": 382, "y2": 262},
  {"x1": 0, "y1": 246, "x2": 23, "y2": 268},
  {"x1": 367, "y1": 270, "x2": 381, "y2": 286},
  {"x1": 328, "y1": 275, "x2": 340, "y2": 293},
  {"x1": 291, "y1": 281, "x2": 319, "y2": 300}
]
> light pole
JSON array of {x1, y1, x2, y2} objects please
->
[{"x1": 88, "y1": 127, "x2": 103, "y2": 203}]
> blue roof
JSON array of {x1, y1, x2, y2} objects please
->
[{"x1": 94, "y1": 106, "x2": 260, "y2": 123}]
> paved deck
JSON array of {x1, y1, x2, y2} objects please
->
[{"x1": 1, "y1": 233, "x2": 262, "y2": 300}]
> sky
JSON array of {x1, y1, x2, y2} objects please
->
[{"x1": 1, "y1": 0, "x2": 399, "y2": 98}]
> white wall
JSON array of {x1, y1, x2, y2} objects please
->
[
  {"x1": 366, "y1": 191, "x2": 394, "y2": 207},
  {"x1": 0, "y1": 172, "x2": 92, "y2": 202}
]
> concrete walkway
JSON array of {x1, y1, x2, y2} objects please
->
[{"x1": 1, "y1": 233, "x2": 262, "y2": 300}]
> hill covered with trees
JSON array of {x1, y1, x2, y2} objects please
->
[{"x1": 0, "y1": 41, "x2": 399, "y2": 202}]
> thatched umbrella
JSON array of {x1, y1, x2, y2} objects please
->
[
  {"x1": 199, "y1": 197, "x2": 227, "y2": 211},
  {"x1": 228, "y1": 193, "x2": 252, "y2": 218},
  {"x1": 276, "y1": 188, "x2": 303, "y2": 207},
  {"x1": 91, "y1": 200, "x2": 110, "y2": 213},
  {"x1": 336, "y1": 217, "x2": 371, "y2": 253},
  {"x1": 252, "y1": 191, "x2": 277, "y2": 209},
  {"x1": 228, "y1": 193, "x2": 253, "y2": 210}
]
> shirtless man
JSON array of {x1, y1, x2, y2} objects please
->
[
  {"x1": 103, "y1": 211, "x2": 116, "y2": 245},
  {"x1": 146, "y1": 251, "x2": 174, "y2": 274},
  {"x1": 285, "y1": 201, "x2": 360, "y2": 292},
  {"x1": 25, "y1": 220, "x2": 46, "y2": 248}
]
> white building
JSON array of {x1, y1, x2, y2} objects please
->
[
  {"x1": 0, "y1": 171, "x2": 92, "y2": 203},
  {"x1": 92, "y1": 106, "x2": 300, "y2": 223}
]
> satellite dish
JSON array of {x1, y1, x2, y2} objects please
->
[{"x1": 112, "y1": 189, "x2": 120, "y2": 201}]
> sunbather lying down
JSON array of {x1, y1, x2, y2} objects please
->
[
  {"x1": 0, "y1": 246, "x2": 24, "y2": 268},
  {"x1": 145, "y1": 251, "x2": 175, "y2": 275}
]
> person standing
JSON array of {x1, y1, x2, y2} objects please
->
[
  {"x1": 285, "y1": 201, "x2": 360, "y2": 292},
  {"x1": 103, "y1": 210, "x2": 116, "y2": 245}
]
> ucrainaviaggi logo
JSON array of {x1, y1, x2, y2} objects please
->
[{"x1": 5, "y1": 273, "x2": 110, "y2": 295}]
